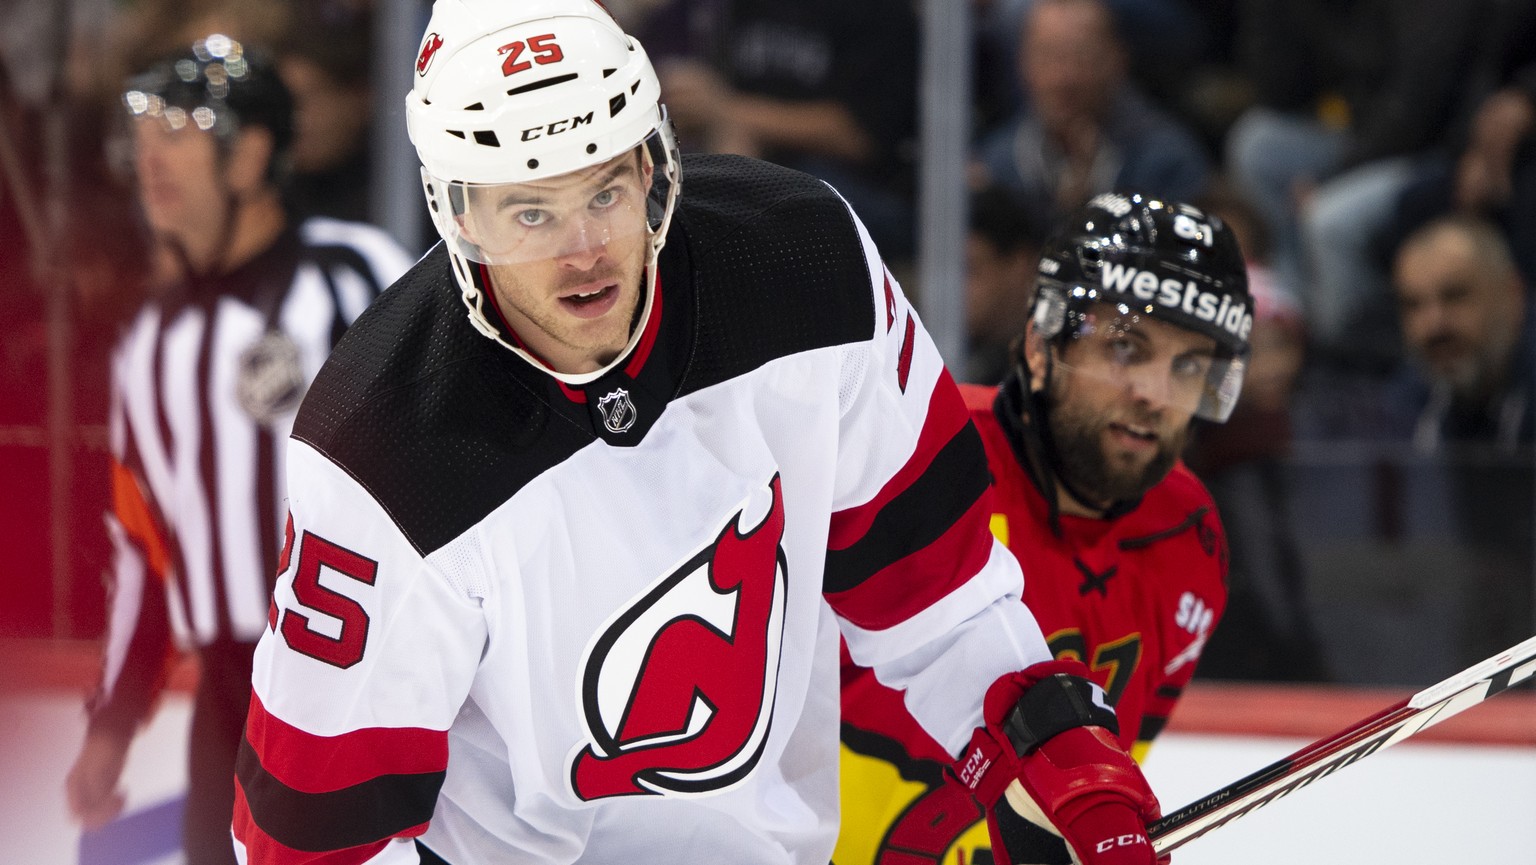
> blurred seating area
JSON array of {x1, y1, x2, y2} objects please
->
[{"x1": 1, "y1": 0, "x2": 1533, "y2": 690}]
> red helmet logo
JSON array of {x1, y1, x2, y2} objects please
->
[{"x1": 417, "y1": 33, "x2": 444, "y2": 76}]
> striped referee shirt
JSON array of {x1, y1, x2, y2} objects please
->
[{"x1": 91, "y1": 217, "x2": 415, "y2": 733}]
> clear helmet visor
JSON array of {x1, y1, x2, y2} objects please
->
[
  {"x1": 422, "y1": 124, "x2": 677, "y2": 267},
  {"x1": 1049, "y1": 304, "x2": 1247, "y2": 423}
]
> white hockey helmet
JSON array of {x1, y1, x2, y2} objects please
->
[{"x1": 405, "y1": 0, "x2": 681, "y2": 361}]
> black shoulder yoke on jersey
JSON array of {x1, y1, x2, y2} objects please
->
[{"x1": 293, "y1": 154, "x2": 875, "y2": 556}]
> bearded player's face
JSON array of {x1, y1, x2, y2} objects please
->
[{"x1": 1036, "y1": 305, "x2": 1214, "y2": 508}]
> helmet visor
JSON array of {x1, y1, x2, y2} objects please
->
[
  {"x1": 422, "y1": 126, "x2": 675, "y2": 267},
  {"x1": 1050, "y1": 304, "x2": 1246, "y2": 423}
]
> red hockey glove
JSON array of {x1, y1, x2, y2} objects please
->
[{"x1": 952, "y1": 661, "x2": 1166, "y2": 865}]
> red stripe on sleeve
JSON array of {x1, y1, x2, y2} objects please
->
[
  {"x1": 245, "y1": 690, "x2": 450, "y2": 794},
  {"x1": 233, "y1": 782, "x2": 416, "y2": 865},
  {"x1": 895, "y1": 314, "x2": 916, "y2": 393},
  {"x1": 826, "y1": 492, "x2": 996, "y2": 630},
  {"x1": 883, "y1": 272, "x2": 897, "y2": 332},
  {"x1": 829, "y1": 370, "x2": 970, "y2": 551}
]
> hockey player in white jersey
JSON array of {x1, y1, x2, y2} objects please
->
[{"x1": 233, "y1": 2, "x2": 1167, "y2": 863}]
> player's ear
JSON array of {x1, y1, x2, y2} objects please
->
[{"x1": 1023, "y1": 321, "x2": 1050, "y2": 393}]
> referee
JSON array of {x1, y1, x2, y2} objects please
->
[{"x1": 64, "y1": 34, "x2": 414, "y2": 865}]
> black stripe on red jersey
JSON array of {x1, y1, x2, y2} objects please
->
[
  {"x1": 1118, "y1": 506, "x2": 1210, "y2": 549},
  {"x1": 823, "y1": 424, "x2": 990, "y2": 594},
  {"x1": 1156, "y1": 684, "x2": 1183, "y2": 701},
  {"x1": 235, "y1": 735, "x2": 444, "y2": 852},
  {"x1": 1138, "y1": 714, "x2": 1169, "y2": 743},
  {"x1": 841, "y1": 722, "x2": 947, "y2": 787}
]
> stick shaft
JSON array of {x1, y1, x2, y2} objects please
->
[{"x1": 1147, "y1": 634, "x2": 1536, "y2": 856}]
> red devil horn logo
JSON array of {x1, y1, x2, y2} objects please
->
[
  {"x1": 417, "y1": 33, "x2": 444, "y2": 76},
  {"x1": 569, "y1": 475, "x2": 789, "y2": 800}
]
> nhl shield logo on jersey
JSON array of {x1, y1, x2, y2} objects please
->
[
  {"x1": 236, "y1": 331, "x2": 307, "y2": 424},
  {"x1": 596, "y1": 387, "x2": 637, "y2": 434},
  {"x1": 569, "y1": 475, "x2": 789, "y2": 800}
]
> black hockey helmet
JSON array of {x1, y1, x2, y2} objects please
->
[
  {"x1": 123, "y1": 34, "x2": 294, "y2": 172},
  {"x1": 1030, "y1": 191, "x2": 1252, "y2": 422}
]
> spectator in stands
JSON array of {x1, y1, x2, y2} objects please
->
[
  {"x1": 962, "y1": 184, "x2": 1045, "y2": 384},
  {"x1": 1389, "y1": 215, "x2": 1533, "y2": 454},
  {"x1": 972, "y1": 0, "x2": 1212, "y2": 233},
  {"x1": 652, "y1": 0, "x2": 919, "y2": 260},
  {"x1": 977, "y1": 0, "x2": 1217, "y2": 135},
  {"x1": 1389, "y1": 0, "x2": 1536, "y2": 288},
  {"x1": 1227, "y1": 0, "x2": 1499, "y2": 365}
]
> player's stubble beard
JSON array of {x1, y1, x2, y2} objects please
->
[{"x1": 1046, "y1": 373, "x2": 1186, "y2": 507}]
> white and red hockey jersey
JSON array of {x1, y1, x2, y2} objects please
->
[{"x1": 234, "y1": 155, "x2": 1053, "y2": 864}]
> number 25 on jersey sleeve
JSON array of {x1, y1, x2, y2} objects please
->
[{"x1": 270, "y1": 513, "x2": 380, "y2": 669}]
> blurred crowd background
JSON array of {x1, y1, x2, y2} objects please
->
[{"x1": 2, "y1": 0, "x2": 1533, "y2": 688}]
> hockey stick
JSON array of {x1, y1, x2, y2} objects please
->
[{"x1": 1145, "y1": 633, "x2": 1536, "y2": 856}]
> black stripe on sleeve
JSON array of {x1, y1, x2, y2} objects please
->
[
  {"x1": 1138, "y1": 714, "x2": 1169, "y2": 743},
  {"x1": 840, "y1": 722, "x2": 948, "y2": 787},
  {"x1": 235, "y1": 735, "x2": 446, "y2": 853},
  {"x1": 823, "y1": 424, "x2": 990, "y2": 594}
]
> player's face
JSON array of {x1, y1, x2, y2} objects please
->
[
  {"x1": 130, "y1": 117, "x2": 227, "y2": 248},
  {"x1": 1034, "y1": 305, "x2": 1213, "y2": 509},
  {"x1": 467, "y1": 152, "x2": 653, "y2": 374}
]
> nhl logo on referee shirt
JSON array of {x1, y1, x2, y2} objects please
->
[
  {"x1": 596, "y1": 388, "x2": 637, "y2": 434},
  {"x1": 236, "y1": 331, "x2": 306, "y2": 424}
]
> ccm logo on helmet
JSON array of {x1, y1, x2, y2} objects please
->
[
  {"x1": 1100, "y1": 262, "x2": 1253, "y2": 341},
  {"x1": 522, "y1": 112, "x2": 594, "y2": 141}
]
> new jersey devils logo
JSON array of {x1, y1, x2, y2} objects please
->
[
  {"x1": 569, "y1": 475, "x2": 789, "y2": 800},
  {"x1": 416, "y1": 33, "x2": 443, "y2": 76}
]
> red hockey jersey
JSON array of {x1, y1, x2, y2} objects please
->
[{"x1": 836, "y1": 382, "x2": 1229, "y2": 865}]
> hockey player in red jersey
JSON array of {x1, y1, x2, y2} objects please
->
[
  {"x1": 839, "y1": 192, "x2": 1251, "y2": 865},
  {"x1": 233, "y1": 3, "x2": 1169, "y2": 864}
]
